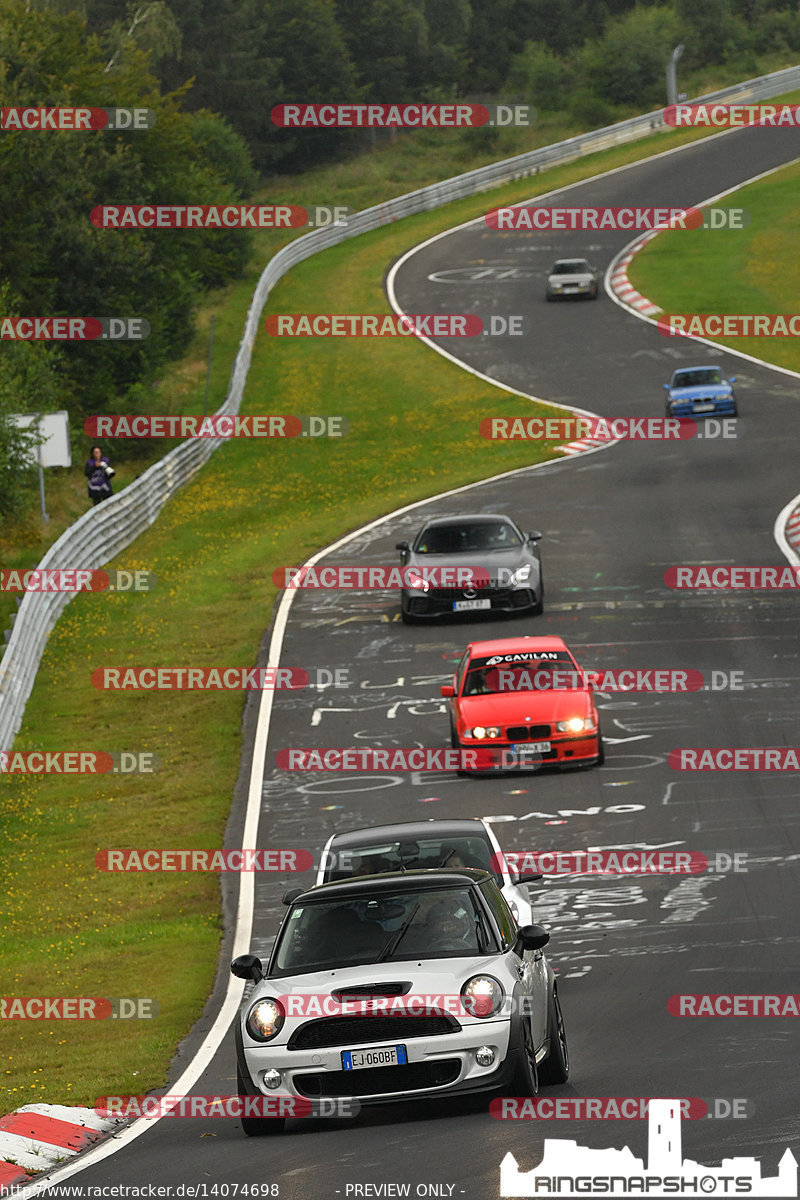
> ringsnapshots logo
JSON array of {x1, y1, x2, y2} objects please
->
[{"x1": 499, "y1": 1098, "x2": 791, "y2": 1198}]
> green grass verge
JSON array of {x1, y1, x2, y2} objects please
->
[
  {"x1": 3, "y1": 88, "x2": 799, "y2": 1108},
  {"x1": 628, "y1": 114, "x2": 800, "y2": 373}
]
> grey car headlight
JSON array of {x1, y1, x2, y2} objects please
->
[
  {"x1": 508, "y1": 564, "x2": 532, "y2": 586},
  {"x1": 246, "y1": 998, "x2": 285, "y2": 1042}
]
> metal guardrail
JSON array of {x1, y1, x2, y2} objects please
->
[{"x1": 2, "y1": 63, "x2": 799, "y2": 747}]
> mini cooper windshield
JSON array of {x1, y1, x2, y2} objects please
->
[{"x1": 273, "y1": 886, "x2": 497, "y2": 975}]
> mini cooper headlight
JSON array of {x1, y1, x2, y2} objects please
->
[
  {"x1": 245, "y1": 998, "x2": 285, "y2": 1042},
  {"x1": 557, "y1": 717, "x2": 591, "y2": 733},
  {"x1": 464, "y1": 726, "x2": 501, "y2": 739},
  {"x1": 461, "y1": 975, "x2": 505, "y2": 1018}
]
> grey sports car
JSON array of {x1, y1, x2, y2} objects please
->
[{"x1": 395, "y1": 513, "x2": 543, "y2": 624}]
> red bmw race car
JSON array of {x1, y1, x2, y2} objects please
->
[{"x1": 440, "y1": 636, "x2": 604, "y2": 772}]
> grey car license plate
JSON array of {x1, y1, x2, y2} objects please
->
[
  {"x1": 341, "y1": 1044, "x2": 407, "y2": 1071},
  {"x1": 453, "y1": 598, "x2": 491, "y2": 611}
]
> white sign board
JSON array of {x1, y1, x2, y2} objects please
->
[{"x1": 9, "y1": 411, "x2": 71, "y2": 468}]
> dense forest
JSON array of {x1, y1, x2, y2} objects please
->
[{"x1": 2, "y1": 0, "x2": 799, "y2": 517}]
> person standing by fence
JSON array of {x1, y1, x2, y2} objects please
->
[{"x1": 85, "y1": 445, "x2": 115, "y2": 506}]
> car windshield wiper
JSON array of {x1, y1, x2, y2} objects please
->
[{"x1": 377, "y1": 901, "x2": 421, "y2": 963}]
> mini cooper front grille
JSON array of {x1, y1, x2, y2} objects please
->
[{"x1": 287, "y1": 1014, "x2": 459, "y2": 1051}]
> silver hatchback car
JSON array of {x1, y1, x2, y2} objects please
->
[
  {"x1": 231, "y1": 869, "x2": 569, "y2": 1135},
  {"x1": 546, "y1": 258, "x2": 599, "y2": 300}
]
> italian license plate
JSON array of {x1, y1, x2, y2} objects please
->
[
  {"x1": 511, "y1": 742, "x2": 551, "y2": 755},
  {"x1": 693, "y1": 402, "x2": 715, "y2": 412},
  {"x1": 453, "y1": 598, "x2": 491, "y2": 611},
  {"x1": 341, "y1": 1045, "x2": 407, "y2": 1071}
]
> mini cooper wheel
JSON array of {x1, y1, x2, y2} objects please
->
[
  {"x1": 237, "y1": 1068, "x2": 285, "y2": 1136},
  {"x1": 538, "y1": 987, "x2": 569, "y2": 1085},
  {"x1": 509, "y1": 1013, "x2": 539, "y2": 1096}
]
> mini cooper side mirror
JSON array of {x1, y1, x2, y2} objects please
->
[
  {"x1": 729, "y1": 376, "x2": 737, "y2": 383},
  {"x1": 663, "y1": 383, "x2": 670, "y2": 390},
  {"x1": 282, "y1": 885, "x2": 303, "y2": 905},
  {"x1": 527, "y1": 530, "x2": 543, "y2": 541},
  {"x1": 516, "y1": 924, "x2": 550, "y2": 952},
  {"x1": 395, "y1": 541, "x2": 410, "y2": 552},
  {"x1": 231, "y1": 954, "x2": 264, "y2": 982},
  {"x1": 516, "y1": 872, "x2": 544, "y2": 884},
  {"x1": 440, "y1": 683, "x2": 455, "y2": 697}
]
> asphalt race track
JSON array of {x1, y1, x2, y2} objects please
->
[{"x1": 44, "y1": 123, "x2": 800, "y2": 1198}]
